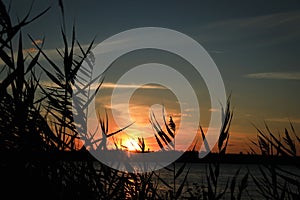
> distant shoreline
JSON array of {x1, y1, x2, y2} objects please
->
[
  {"x1": 176, "y1": 151, "x2": 300, "y2": 165},
  {"x1": 2, "y1": 150, "x2": 300, "y2": 165}
]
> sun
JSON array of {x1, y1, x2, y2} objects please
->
[{"x1": 123, "y1": 138, "x2": 139, "y2": 151}]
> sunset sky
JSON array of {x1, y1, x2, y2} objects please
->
[{"x1": 4, "y1": 0, "x2": 300, "y2": 154}]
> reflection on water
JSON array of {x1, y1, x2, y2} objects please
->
[
  {"x1": 155, "y1": 163, "x2": 300, "y2": 199},
  {"x1": 92, "y1": 161, "x2": 299, "y2": 199}
]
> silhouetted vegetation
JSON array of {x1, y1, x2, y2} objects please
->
[
  {"x1": 0, "y1": 1, "x2": 299, "y2": 199},
  {"x1": 249, "y1": 123, "x2": 300, "y2": 199}
]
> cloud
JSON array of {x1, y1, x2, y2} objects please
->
[
  {"x1": 0, "y1": 43, "x2": 93, "y2": 66},
  {"x1": 31, "y1": 39, "x2": 43, "y2": 45},
  {"x1": 208, "y1": 108, "x2": 219, "y2": 112},
  {"x1": 208, "y1": 49, "x2": 224, "y2": 54},
  {"x1": 196, "y1": 10, "x2": 300, "y2": 48},
  {"x1": 244, "y1": 72, "x2": 300, "y2": 80},
  {"x1": 265, "y1": 117, "x2": 300, "y2": 124},
  {"x1": 93, "y1": 38, "x2": 133, "y2": 55},
  {"x1": 21, "y1": 39, "x2": 43, "y2": 54},
  {"x1": 39, "y1": 80, "x2": 166, "y2": 91},
  {"x1": 100, "y1": 82, "x2": 166, "y2": 90},
  {"x1": 172, "y1": 113, "x2": 191, "y2": 117},
  {"x1": 184, "y1": 108, "x2": 195, "y2": 112},
  {"x1": 23, "y1": 47, "x2": 37, "y2": 53},
  {"x1": 202, "y1": 10, "x2": 300, "y2": 30}
]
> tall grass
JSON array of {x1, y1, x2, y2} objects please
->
[
  {"x1": 150, "y1": 107, "x2": 193, "y2": 199},
  {"x1": 250, "y1": 123, "x2": 300, "y2": 199},
  {"x1": 1, "y1": 1, "x2": 300, "y2": 200}
]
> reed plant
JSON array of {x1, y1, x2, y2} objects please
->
[
  {"x1": 250, "y1": 123, "x2": 300, "y2": 199},
  {"x1": 1, "y1": 1, "x2": 300, "y2": 199}
]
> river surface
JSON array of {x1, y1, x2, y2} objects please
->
[{"x1": 154, "y1": 163, "x2": 300, "y2": 199}]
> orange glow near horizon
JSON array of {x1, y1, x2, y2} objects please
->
[
  {"x1": 123, "y1": 138, "x2": 140, "y2": 151},
  {"x1": 90, "y1": 82, "x2": 293, "y2": 155}
]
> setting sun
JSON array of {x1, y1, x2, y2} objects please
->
[{"x1": 123, "y1": 138, "x2": 140, "y2": 151}]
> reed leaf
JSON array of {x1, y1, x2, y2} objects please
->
[
  {"x1": 200, "y1": 125, "x2": 210, "y2": 153},
  {"x1": 237, "y1": 172, "x2": 248, "y2": 200},
  {"x1": 230, "y1": 168, "x2": 241, "y2": 200},
  {"x1": 175, "y1": 167, "x2": 190, "y2": 200},
  {"x1": 175, "y1": 162, "x2": 187, "y2": 180},
  {"x1": 283, "y1": 128, "x2": 296, "y2": 155}
]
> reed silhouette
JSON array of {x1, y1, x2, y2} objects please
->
[{"x1": 0, "y1": 1, "x2": 299, "y2": 199}]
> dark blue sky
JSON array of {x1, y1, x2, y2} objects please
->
[{"x1": 5, "y1": 0, "x2": 300, "y2": 152}]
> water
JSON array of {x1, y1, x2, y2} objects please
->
[{"x1": 155, "y1": 163, "x2": 300, "y2": 199}]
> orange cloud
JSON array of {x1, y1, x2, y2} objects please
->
[
  {"x1": 23, "y1": 47, "x2": 37, "y2": 53},
  {"x1": 208, "y1": 108, "x2": 220, "y2": 112},
  {"x1": 31, "y1": 39, "x2": 43, "y2": 45}
]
